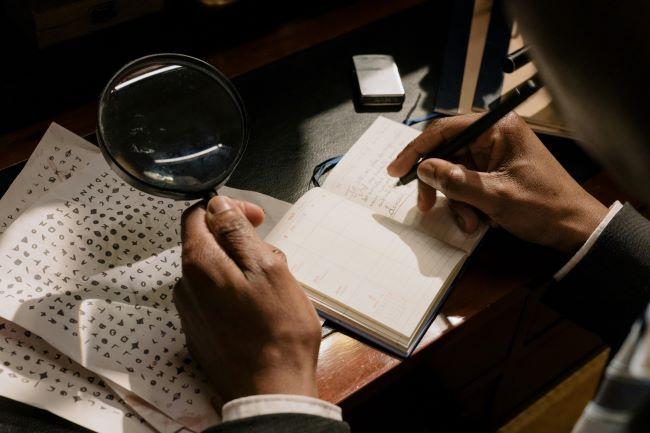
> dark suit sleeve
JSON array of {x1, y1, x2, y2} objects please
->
[
  {"x1": 203, "y1": 413, "x2": 350, "y2": 433},
  {"x1": 542, "y1": 203, "x2": 650, "y2": 350}
]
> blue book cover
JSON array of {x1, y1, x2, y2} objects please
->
[
  {"x1": 472, "y1": 0, "x2": 512, "y2": 109},
  {"x1": 435, "y1": 0, "x2": 476, "y2": 111}
]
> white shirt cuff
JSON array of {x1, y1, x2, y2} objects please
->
[
  {"x1": 554, "y1": 201, "x2": 623, "y2": 281},
  {"x1": 222, "y1": 394, "x2": 343, "y2": 422}
]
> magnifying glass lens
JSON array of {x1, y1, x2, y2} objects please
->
[{"x1": 98, "y1": 55, "x2": 247, "y2": 199}]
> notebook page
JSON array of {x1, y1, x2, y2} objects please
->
[
  {"x1": 265, "y1": 187, "x2": 466, "y2": 338},
  {"x1": 323, "y1": 116, "x2": 484, "y2": 252}
]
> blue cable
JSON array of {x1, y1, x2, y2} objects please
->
[
  {"x1": 311, "y1": 154, "x2": 343, "y2": 187},
  {"x1": 403, "y1": 112, "x2": 446, "y2": 126}
]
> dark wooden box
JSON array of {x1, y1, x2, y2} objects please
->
[{"x1": 5, "y1": 0, "x2": 164, "y2": 47}]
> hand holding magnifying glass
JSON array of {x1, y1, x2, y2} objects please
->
[{"x1": 97, "y1": 55, "x2": 324, "y2": 403}]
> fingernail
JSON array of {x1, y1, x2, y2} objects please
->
[
  {"x1": 417, "y1": 163, "x2": 436, "y2": 186},
  {"x1": 207, "y1": 197, "x2": 233, "y2": 215}
]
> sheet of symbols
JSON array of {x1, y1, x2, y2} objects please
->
[{"x1": 0, "y1": 124, "x2": 292, "y2": 432}]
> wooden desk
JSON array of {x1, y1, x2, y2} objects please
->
[{"x1": 0, "y1": 1, "x2": 615, "y2": 432}]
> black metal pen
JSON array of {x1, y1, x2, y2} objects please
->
[
  {"x1": 502, "y1": 46, "x2": 531, "y2": 73},
  {"x1": 397, "y1": 73, "x2": 543, "y2": 186}
]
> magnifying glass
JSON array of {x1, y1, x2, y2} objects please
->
[{"x1": 97, "y1": 53, "x2": 248, "y2": 200}]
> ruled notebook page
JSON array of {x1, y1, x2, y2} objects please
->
[
  {"x1": 323, "y1": 116, "x2": 485, "y2": 253},
  {"x1": 265, "y1": 187, "x2": 466, "y2": 339},
  {"x1": 265, "y1": 117, "x2": 487, "y2": 345}
]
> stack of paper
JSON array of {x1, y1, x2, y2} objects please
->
[{"x1": 0, "y1": 124, "x2": 292, "y2": 432}]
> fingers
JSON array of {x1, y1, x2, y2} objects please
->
[
  {"x1": 205, "y1": 196, "x2": 269, "y2": 272},
  {"x1": 181, "y1": 204, "x2": 242, "y2": 284},
  {"x1": 448, "y1": 200, "x2": 480, "y2": 233},
  {"x1": 233, "y1": 200, "x2": 265, "y2": 228},
  {"x1": 417, "y1": 179, "x2": 437, "y2": 211},
  {"x1": 387, "y1": 114, "x2": 479, "y2": 177},
  {"x1": 417, "y1": 158, "x2": 499, "y2": 214},
  {"x1": 213, "y1": 198, "x2": 265, "y2": 227},
  {"x1": 270, "y1": 247, "x2": 287, "y2": 263},
  {"x1": 174, "y1": 280, "x2": 205, "y2": 334}
]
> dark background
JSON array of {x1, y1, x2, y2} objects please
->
[{"x1": 0, "y1": 0, "x2": 385, "y2": 135}]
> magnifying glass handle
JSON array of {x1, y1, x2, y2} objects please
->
[{"x1": 204, "y1": 188, "x2": 219, "y2": 204}]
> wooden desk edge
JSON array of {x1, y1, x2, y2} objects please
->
[{"x1": 317, "y1": 284, "x2": 524, "y2": 407}]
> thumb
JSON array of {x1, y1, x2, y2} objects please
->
[
  {"x1": 417, "y1": 158, "x2": 498, "y2": 214},
  {"x1": 205, "y1": 196, "x2": 266, "y2": 271}
]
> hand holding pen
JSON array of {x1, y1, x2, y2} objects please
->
[
  {"x1": 386, "y1": 84, "x2": 608, "y2": 254},
  {"x1": 396, "y1": 74, "x2": 542, "y2": 186}
]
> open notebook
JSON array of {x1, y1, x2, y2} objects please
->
[{"x1": 266, "y1": 117, "x2": 487, "y2": 356}]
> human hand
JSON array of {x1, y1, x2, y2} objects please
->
[
  {"x1": 175, "y1": 196, "x2": 322, "y2": 404},
  {"x1": 387, "y1": 113, "x2": 608, "y2": 254}
]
